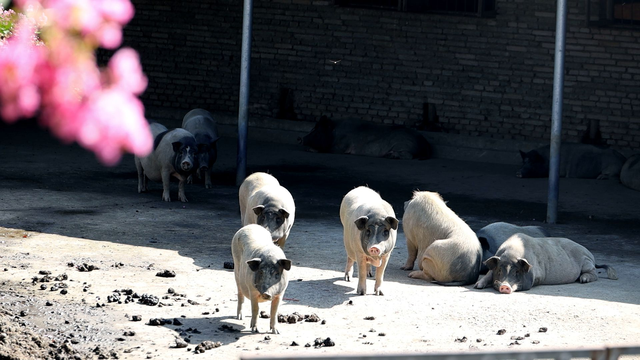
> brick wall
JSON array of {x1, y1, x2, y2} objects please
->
[{"x1": 122, "y1": 0, "x2": 640, "y2": 151}]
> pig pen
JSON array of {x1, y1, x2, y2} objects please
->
[{"x1": 1, "y1": 122, "x2": 640, "y2": 360}]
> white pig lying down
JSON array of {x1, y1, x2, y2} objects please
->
[
  {"x1": 474, "y1": 233, "x2": 618, "y2": 294},
  {"x1": 232, "y1": 224, "x2": 291, "y2": 334},
  {"x1": 135, "y1": 122, "x2": 198, "y2": 202},
  {"x1": 238, "y1": 172, "x2": 296, "y2": 249},
  {"x1": 402, "y1": 191, "x2": 482, "y2": 286},
  {"x1": 340, "y1": 186, "x2": 398, "y2": 296},
  {"x1": 476, "y1": 221, "x2": 550, "y2": 274}
]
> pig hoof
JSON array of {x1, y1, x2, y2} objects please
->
[
  {"x1": 400, "y1": 265, "x2": 413, "y2": 271},
  {"x1": 374, "y1": 289, "x2": 384, "y2": 296},
  {"x1": 344, "y1": 274, "x2": 351, "y2": 282},
  {"x1": 270, "y1": 328, "x2": 279, "y2": 334},
  {"x1": 356, "y1": 287, "x2": 366, "y2": 295},
  {"x1": 237, "y1": 314, "x2": 243, "y2": 320},
  {"x1": 251, "y1": 327, "x2": 259, "y2": 333},
  {"x1": 205, "y1": 183, "x2": 212, "y2": 189}
]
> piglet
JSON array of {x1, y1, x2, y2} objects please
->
[
  {"x1": 135, "y1": 122, "x2": 198, "y2": 202},
  {"x1": 232, "y1": 224, "x2": 291, "y2": 334}
]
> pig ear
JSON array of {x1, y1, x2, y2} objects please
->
[
  {"x1": 478, "y1": 237, "x2": 490, "y2": 251},
  {"x1": 172, "y1": 141, "x2": 183, "y2": 152},
  {"x1": 516, "y1": 258, "x2": 532, "y2": 273},
  {"x1": 386, "y1": 216, "x2": 399, "y2": 230},
  {"x1": 484, "y1": 256, "x2": 500, "y2": 271},
  {"x1": 278, "y1": 259, "x2": 292, "y2": 271},
  {"x1": 354, "y1": 216, "x2": 368, "y2": 231},
  {"x1": 278, "y1": 208, "x2": 290, "y2": 219},
  {"x1": 252, "y1": 205, "x2": 265, "y2": 216},
  {"x1": 247, "y1": 258, "x2": 261, "y2": 272}
]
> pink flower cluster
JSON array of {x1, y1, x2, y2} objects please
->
[{"x1": 0, "y1": 0, "x2": 152, "y2": 166}]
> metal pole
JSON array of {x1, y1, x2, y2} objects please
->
[
  {"x1": 546, "y1": 0, "x2": 567, "y2": 224},
  {"x1": 236, "y1": 0, "x2": 253, "y2": 186}
]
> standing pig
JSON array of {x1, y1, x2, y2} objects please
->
[
  {"x1": 476, "y1": 222, "x2": 549, "y2": 274},
  {"x1": 182, "y1": 108, "x2": 220, "y2": 189},
  {"x1": 135, "y1": 122, "x2": 198, "y2": 202},
  {"x1": 238, "y1": 172, "x2": 296, "y2": 248},
  {"x1": 301, "y1": 116, "x2": 432, "y2": 160},
  {"x1": 232, "y1": 224, "x2": 291, "y2": 333},
  {"x1": 340, "y1": 186, "x2": 398, "y2": 295},
  {"x1": 474, "y1": 233, "x2": 618, "y2": 293},
  {"x1": 517, "y1": 143, "x2": 626, "y2": 179},
  {"x1": 402, "y1": 191, "x2": 482, "y2": 285}
]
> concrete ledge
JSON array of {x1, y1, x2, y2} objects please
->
[{"x1": 145, "y1": 106, "x2": 545, "y2": 165}]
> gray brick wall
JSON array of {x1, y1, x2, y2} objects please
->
[{"x1": 122, "y1": 0, "x2": 640, "y2": 151}]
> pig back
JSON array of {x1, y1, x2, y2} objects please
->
[
  {"x1": 239, "y1": 172, "x2": 280, "y2": 224},
  {"x1": 403, "y1": 191, "x2": 473, "y2": 247},
  {"x1": 182, "y1": 109, "x2": 219, "y2": 142}
]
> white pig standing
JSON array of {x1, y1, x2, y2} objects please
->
[
  {"x1": 182, "y1": 108, "x2": 220, "y2": 189},
  {"x1": 232, "y1": 224, "x2": 291, "y2": 334},
  {"x1": 340, "y1": 186, "x2": 398, "y2": 295},
  {"x1": 402, "y1": 191, "x2": 482, "y2": 285},
  {"x1": 474, "y1": 233, "x2": 618, "y2": 294},
  {"x1": 135, "y1": 122, "x2": 198, "y2": 202},
  {"x1": 238, "y1": 172, "x2": 296, "y2": 248}
]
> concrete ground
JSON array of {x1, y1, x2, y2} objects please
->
[{"x1": 1, "y1": 120, "x2": 639, "y2": 359}]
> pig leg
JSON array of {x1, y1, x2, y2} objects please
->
[
  {"x1": 135, "y1": 158, "x2": 146, "y2": 193},
  {"x1": 373, "y1": 255, "x2": 389, "y2": 296},
  {"x1": 344, "y1": 258, "x2": 355, "y2": 282},
  {"x1": 161, "y1": 169, "x2": 172, "y2": 202},
  {"x1": 269, "y1": 295, "x2": 281, "y2": 334},
  {"x1": 579, "y1": 260, "x2": 598, "y2": 283},
  {"x1": 250, "y1": 296, "x2": 260, "y2": 333},
  {"x1": 356, "y1": 255, "x2": 369, "y2": 295},
  {"x1": 408, "y1": 269, "x2": 434, "y2": 281},
  {"x1": 205, "y1": 171, "x2": 212, "y2": 189},
  {"x1": 401, "y1": 240, "x2": 417, "y2": 270},
  {"x1": 474, "y1": 270, "x2": 493, "y2": 289},
  {"x1": 187, "y1": 174, "x2": 194, "y2": 184},
  {"x1": 236, "y1": 286, "x2": 244, "y2": 320},
  {"x1": 177, "y1": 175, "x2": 189, "y2": 203}
]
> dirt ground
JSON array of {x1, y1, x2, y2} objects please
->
[{"x1": 1, "y1": 121, "x2": 640, "y2": 360}]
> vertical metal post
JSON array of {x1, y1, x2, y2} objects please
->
[
  {"x1": 236, "y1": 0, "x2": 253, "y2": 186},
  {"x1": 547, "y1": 0, "x2": 568, "y2": 224}
]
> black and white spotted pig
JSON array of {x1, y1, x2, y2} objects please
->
[
  {"x1": 135, "y1": 122, "x2": 198, "y2": 202},
  {"x1": 474, "y1": 233, "x2": 618, "y2": 294}
]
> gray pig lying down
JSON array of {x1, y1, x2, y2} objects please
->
[
  {"x1": 476, "y1": 222, "x2": 549, "y2": 274},
  {"x1": 620, "y1": 154, "x2": 640, "y2": 191},
  {"x1": 135, "y1": 122, "x2": 198, "y2": 202},
  {"x1": 238, "y1": 172, "x2": 296, "y2": 248},
  {"x1": 474, "y1": 233, "x2": 618, "y2": 294},
  {"x1": 340, "y1": 186, "x2": 398, "y2": 295},
  {"x1": 402, "y1": 191, "x2": 482, "y2": 286},
  {"x1": 301, "y1": 116, "x2": 432, "y2": 160},
  {"x1": 181, "y1": 108, "x2": 220, "y2": 189},
  {"x1": 516, "y1": 143, "x2": 626, "y2": 179},
  {"x1": 232, "y1": 224, "x2": 291, "y2": 334}
]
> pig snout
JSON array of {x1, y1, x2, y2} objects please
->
[
  {"x1": 368, "y1": 246, "x2": 382, "y2": 256},
  {"x1": 181, "y1": 160, "x2": 193, "y2": 172},
  {"x1": 499, "y1": 283, "x2": 513, "y2": 294}
]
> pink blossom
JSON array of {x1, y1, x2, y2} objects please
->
[
  {"x1": 108, "y1": 47, "x2": 147, "y2": 95},
  {"x1": 95, "y1": 0, "x2": 134, "y2": 25},
  {"x1": 0, "y1": 20, "x2": 43, "y2": 122}
]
